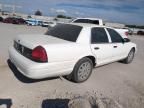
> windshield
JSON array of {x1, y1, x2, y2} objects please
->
[{"x1": 45, "y1": 24, "x2": 82, "y2": 42}]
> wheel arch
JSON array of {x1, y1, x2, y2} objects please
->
[
  {"x1": 131, "y1": 47, "x2": 136, "y2": 53},
  {"x1": 75, "y1": 55, "x2": 96, "y2": 68},
  {"x1": 85, "y1": 56, "x2": 96, "y2": 67}
]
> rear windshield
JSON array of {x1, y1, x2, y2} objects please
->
[
  {"x1": 73, "y1": 19, "x2": 99, "y2": 25},
  {"x1": 45, "y1": 24, "x2": 82, "y2": 42}
]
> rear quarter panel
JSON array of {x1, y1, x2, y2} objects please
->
[
  {"x1": 123, "y1": 42, "x2": 137, "y2": 58},
  {"x1": 43, "y1": 43, "x2": 93, "y2": 64}
]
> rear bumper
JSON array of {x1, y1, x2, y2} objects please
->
[{"x1": 9, "y1": 46, "x2": 73, "y2": 79}]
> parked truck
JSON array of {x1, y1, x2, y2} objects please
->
[{"x1": 72, "y1": 18, "x2": 129, "y2": 38}]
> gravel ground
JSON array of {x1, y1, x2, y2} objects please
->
[{"x1": 0, "y1": 23, "x2": 144, "y2": 108}]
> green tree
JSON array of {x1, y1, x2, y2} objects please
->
[
  {"x1": 57, "y1": 14, "x2": 72, "y2": 19},
  {"x1": 35, "y1": 10, "x2": 42, "y2": 16}
]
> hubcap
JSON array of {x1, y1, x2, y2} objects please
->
[
  {"x1": 77, "y1": 62, "x2": 91, "y2": 81},
  {"x1": 128, "y1": 50, "x2": 134, "y2": 62}
]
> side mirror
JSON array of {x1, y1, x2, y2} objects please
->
[{"x1": 122, "y1": 38, "x2": 130, "y2": 43}]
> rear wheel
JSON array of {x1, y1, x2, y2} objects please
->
[
  {"x1": 71, "y1": 57, "x2": 93, "y2": 83},
  {"x1": 123, "y1": 49, "x2": 135, "y2": 64}
]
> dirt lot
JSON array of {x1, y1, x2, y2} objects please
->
[
  {"x1": 0, "y1": 23, "x2": 47, "y2": 66},
  {"x1": 0, "y1": 23, "x2": 144, "y2": 108}
]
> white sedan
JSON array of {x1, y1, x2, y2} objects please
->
[{"x1": 9, "y1": 23, "x2": 136, "y2": 83}]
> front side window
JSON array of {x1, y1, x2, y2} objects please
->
[
  {"x1": 91, "y1": 27, "x2": 109, "y2": 43},
  {"x1": 45, "y1": 24, "x2": 82, "y2": 42},
  {"x1": 107, "y1": 28, "x2": 123, "y2": 43}
]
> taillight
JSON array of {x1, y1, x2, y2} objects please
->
[
  {"x1": 125, "y1": 32, "x2": 128, "y2": 36},
  {"x1": 32, "y1": 46, "x2": 48, "y2": 62}
]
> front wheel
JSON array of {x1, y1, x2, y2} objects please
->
[
  {"x1": 71, "y1": 57, "x2": 93, "y2": 83},
  {"x1": 123, "y1": 49, "x2": 135, "y2": 64}
]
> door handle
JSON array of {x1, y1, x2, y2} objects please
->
[
  {"x1": 94, "y1": 47, "x2": 100, "y2": 50},
  {"x1": 113, "y1": 46, "x2": 117, "y2": 48}
]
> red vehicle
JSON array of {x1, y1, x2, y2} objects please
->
[
  {"x1": 137, "y1": 31, "x2": 144, "y2": 35},
  {"x1": 3, "y1": 17, "x2": 16, "y2": 24},
  {"x1": 17, "y1": 18, "x2": 27, "y2": 24},
  {"x1": 3, "y1": 17, "x2": 26, "y2": 24}
]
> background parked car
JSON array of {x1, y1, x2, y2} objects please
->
[
  {"x1": 0, "y1": 17, "x2": 3, "y2": 22},
  {"x1": 26, "y1": 18, "x2": 42, "y2": 26},
  {"x1": 137, "y1": 31, "x2": 144, "y2": 35},
  {"x1": 41, "y1": 22, "x2": 50, "y2": 27},
  {"x1": 3, "y1": 17, "x2": 15, "y2": 24},
  {"x1": 72, "y1": 18, "x2": 103, "y2": 26},
  {"x1": 3, "y1": 17, "x2": 26, "y2": 24},
  {"x1": 41, "y1": 21, "x2": 56, "y2": 28},
  {"x1": 72, "y1": 18, "x2": 129, "y2": 38},
  {"x1": 128, "y1": 28, "x2": 133, "y2": 35},
  {"x1": 16, "y1": 18, "x2": 27, "y2": 24}
]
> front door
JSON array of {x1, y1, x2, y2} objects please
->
[
  {"x1": 106, "y1": 28, "x2": 126, "y2": 60},
  {"x1": 90, "y1": 27, "x2": 114, "y2": 66}
]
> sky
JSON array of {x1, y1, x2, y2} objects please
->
[{"x1": 0, "y1": 0, "x2": 144, "y2": 25}]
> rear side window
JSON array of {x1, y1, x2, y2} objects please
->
[
  {"x1": 46, "y1": 24, "x2": 82, "y2": 42},
  {"x1": 107, "y1": 28, "x2": 123, "y2": 43},
  {"x1": 91, "y1": 28, "x2": 109, "y2": 43}
]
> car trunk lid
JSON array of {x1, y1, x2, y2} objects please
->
[
  {"x1": 14, "y1": 34, "x2": 71, "y2": 62},
  {"x1": 14, "y1": 34, "x2": 70, "y2": 49}
]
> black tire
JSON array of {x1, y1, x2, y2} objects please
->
[
  {"x1": 123, "y1": 49, "x2": 135, "y2": 64},
  {"x1": 70, "y1": 57, "x2": 93, "y2": 83}
]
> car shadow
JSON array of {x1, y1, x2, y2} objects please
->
[
  {"x1": 42, "y1": 99, "x2": 70, "y2": 108},
  {"x1": 7, "y1": 59, "x2": 60, "y2": 83},
  {"x1": 0, "y1": 99, "x2": 12, "y2": 108}
]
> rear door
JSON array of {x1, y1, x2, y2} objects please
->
[
  {"x1": 90, "y1": 27, "x2": 113, "y2": 66},
  {"x1": 106, "y1": 28, "x2": 126, "y2": 60}
]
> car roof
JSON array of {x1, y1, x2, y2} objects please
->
[{"x1": 68, "y1": 22, "x2": 112, "y2": 29}]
